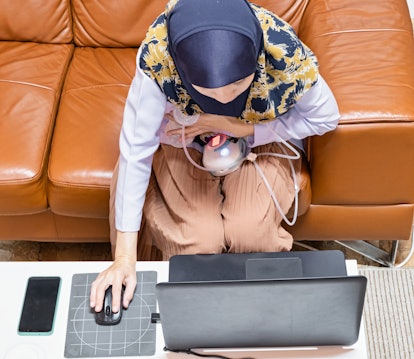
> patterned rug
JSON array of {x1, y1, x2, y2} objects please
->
[{"x1": 359, "y1": 267, "x2": 414, "y2": 359}]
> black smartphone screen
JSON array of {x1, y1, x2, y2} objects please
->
[{"x1": 18, "y1": 276, "x2": 61, "y2": 334}]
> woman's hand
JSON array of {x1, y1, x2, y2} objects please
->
[
  {"x1": 166, "y1": 113, "x2": 254, "y2": 140},
  {"x1": 90, "y1": 231, "x2": 138, "y2": 313}
]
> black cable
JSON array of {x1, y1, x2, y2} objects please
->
[{"x1": 164, "y1": 347, "x2": 256, "y2": 359}]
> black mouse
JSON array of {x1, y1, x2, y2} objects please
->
[{"x1": 95, "y1": 285, "x2": 125, "y2": 325}]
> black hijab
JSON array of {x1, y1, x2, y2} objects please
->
[{"x1": 167, "y1": 0, "x2": 263, "y2": 116}]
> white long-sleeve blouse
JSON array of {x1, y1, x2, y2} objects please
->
[{"x1": 115, "y1": 52, "x2": 340, "y2": 232}]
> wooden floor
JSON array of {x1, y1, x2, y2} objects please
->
[
  {"x1": 0, "y1": 241, "x2": 113, "y2": 261},
  {"x1": 1, "y1": 238, "x2": 413, "y2": 268}
]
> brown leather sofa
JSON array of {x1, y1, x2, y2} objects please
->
[{"x1": 1, "y1": 0, "x2": 413, "y2": 265}]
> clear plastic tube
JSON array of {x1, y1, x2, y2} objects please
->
[{"x1": 178, "y1": 120, "x2": 300, "y2": 226}]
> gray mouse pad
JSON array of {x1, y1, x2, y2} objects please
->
[{"x1": 64, "y1": 271, "x2": 157, "y2": 358}]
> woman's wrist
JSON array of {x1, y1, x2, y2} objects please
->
[
  {"x1": 223, "y1": 116, "x2": 254, "y2": 138},
  {"x1": 114, "y1": 231, "x2": 138, "y2": 263}
]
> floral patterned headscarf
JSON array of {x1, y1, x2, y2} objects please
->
[{"x1": 140, "y1": 0, "x2": 319, "y2": 123}]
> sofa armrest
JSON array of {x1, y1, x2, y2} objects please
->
[{"x1": 298, "y1": 0, "x2": 414, "y2": 206}]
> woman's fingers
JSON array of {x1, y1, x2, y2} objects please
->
[{"x1": 90, "y1": 260, "x2": 137, "y2": 313}]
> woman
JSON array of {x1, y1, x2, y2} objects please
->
[{"x1": 90, "y1": 0, "x2": 340, "y2": 313}]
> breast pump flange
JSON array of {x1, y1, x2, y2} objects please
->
[{"x1": 202, "y1": 134, "x2": 247, "y2": 176}]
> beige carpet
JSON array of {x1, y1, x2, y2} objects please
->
[
  {"x1": 352, "y1": 19, "x2": 413, "y2": 357},
  {"x1": 359, "y1": 267, "x2": 414, "y2": 359}
]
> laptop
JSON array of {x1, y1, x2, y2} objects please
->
[
  {"x1": 168, "y1": 250, "x2": 348, "y2": 282},
  {"x1": 155, "y1": 251, "x2": 367, "y2": 350}
]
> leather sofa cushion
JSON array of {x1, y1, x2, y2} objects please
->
[
  {"x1": 72, "y1": 0, "x2": 167, "y2": 47},
  {"x1": 0, "y1": 42, "x2": 73, "y2": 214},
  {"x1": 48, "y1": 47, "x2": 137, "y2": 218},
  {"x1": 288, "y1": 204, "x2": 414, "y2": 242},
  {"x1": 0, "y1": 0, "x2": 72, "y2": 43}
]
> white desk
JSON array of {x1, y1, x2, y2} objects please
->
[{"x1": 0, "y1": 260, "x2": 367, "y2": 359}]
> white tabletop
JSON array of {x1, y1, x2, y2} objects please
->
[{"x1": 0, "y1": 260, "x2": 367, "y2": 359}]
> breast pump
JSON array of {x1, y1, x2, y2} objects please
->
[{"x1": 170, "y1": 108, "x2": 300, "y2": 226}]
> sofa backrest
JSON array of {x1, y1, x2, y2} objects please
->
[
  {"x1": 0, "y1": 0, "x2": 308, "y2": 46},
  {"x1": 0, "y1": 0, "x2": 73, "y2": 43},
  {"x1": 71, "y1": 0, "x2": 167, "y2": 47},
  {"x1": 71, "y1": 0, "x2": 308, "y2": 48}
]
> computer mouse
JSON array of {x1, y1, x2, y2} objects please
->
[{"x1": 95, "y1": 285, "x2": 124, "y2": 325}]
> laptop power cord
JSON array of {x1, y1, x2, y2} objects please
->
[
  {"x1": 164, "y1": 346, "x2": 256, "y2": 359},
  {"x1": 153, "y1": 314, "x2": 257, "y2": 359}
]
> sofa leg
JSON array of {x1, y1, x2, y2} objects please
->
[
  {"x1": 295, "y1": 231, "x2": 414, "y2": 267},
  {"x1": 334, "y1": 240, "x2": 399, "y2": 267}
]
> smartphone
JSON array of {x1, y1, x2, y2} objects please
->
[{"x1": 18, "y1": 276, "x2": 61, "y2": 335}]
